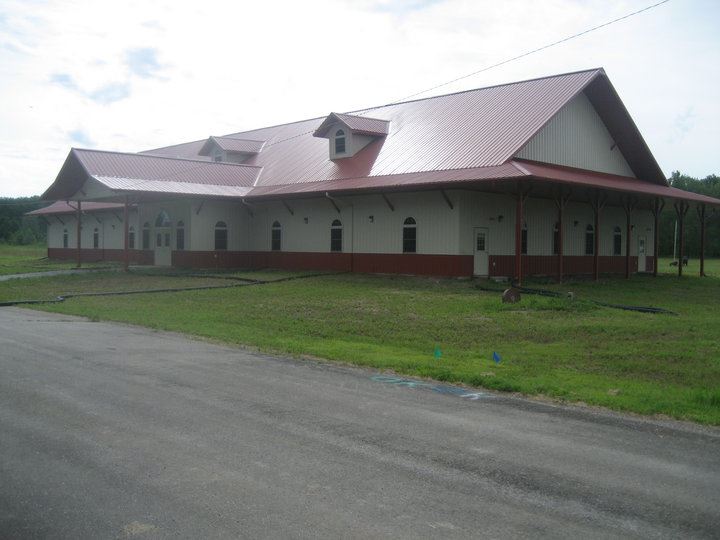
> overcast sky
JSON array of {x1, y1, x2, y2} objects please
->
[{"x1": 0, "y1": 0, "x2": 717, "y2": 197}]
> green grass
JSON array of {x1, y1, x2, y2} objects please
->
[
  {"x1": 1, "y1": 254, "x2": 719, "y2": 425},
  {"x1": 0, "y1": 243, "x2": 113, "y2": 275}
]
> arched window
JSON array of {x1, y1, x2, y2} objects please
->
[
  {"x1": 214, "y1": 221, "x2": 228, "y2": 250},
  {"x1": 271, "y1": 221, "x2": 282, "y2": 251},
  {"x1": 142, "y1": 222, "x2": 150, "y2": 250},
  {"x1": 93, "y1": 227, "x2": 99, "y2": 249},
  {"x1": 403, "y1": 217, "x2": 416, "y2": 253},
  {"x1": 521, "y1": 222, "x2": 528, "y2": 255},
  {"x1": 155, "y1": 210, "x2": 171, "y2": 227},
  {"x1": 334, "y1": 129, "x2": 346, "y2": 154},
  {"x1": 176, "y1": 220, "x2": 185, "y2": 251},
  {"x1": 613, "y1": 226, "x2": 622, "y2": 256},
  {"x1": 585, "y1": 224, "x2": 595, "y2": 256},
  {"x1": 552, "y1": 222, "x2": 560, "y2": 255},
  {"x1": 330, "y1": 219, "x2": 343, "y2": 252},
  {"x1": 128, "y1": 226, "x2": 135, "y2": 249},
  {"x1": 63, "y1": 228, "x2": 68, "y2": 249}
]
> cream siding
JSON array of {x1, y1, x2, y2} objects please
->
[
  {"x1": 515, "y1": 92, "x2": 636, "y2": 178},
  {"x1": 248, "y1": 191, "x2": 459, "y2": 255},
  {"x1": 188, "y1": 200, "x2": 248, "y2": 251}
]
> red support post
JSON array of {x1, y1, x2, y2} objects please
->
[
  {"x1": 652, "y1": 199, "x2": 662, "y2": 277},
  {"x1": 625, "y1": 204, "x2": 632, "y2": 279},
  {"x1": 75, "y1": 200, "x2": 82, "y2": 268},
  {"x1": 123, "y1": 196, "x2": 130, "y2": 272},
  {"x1": 557, "y1": 203, "x2": 564, "y2": 283},
  {"x1": 592, "y1": 193, "x2": 603, "y2": 282},
  {"x1": 675, "y1": 201, "x2": 687, "y2": 277},
  {"x1": 515, "y1": 192, "x2": 523, "y2": 286}
]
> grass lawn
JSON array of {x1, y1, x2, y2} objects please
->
[
  {"x1": 0, "y1": 243, "x2": 113, "y2": 275},
  {"x1": 1, "y1": 256, "x2": 718, "y2": 425}
]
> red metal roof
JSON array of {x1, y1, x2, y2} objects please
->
[
  {"x1": 42, "y1": 149, "x2": 260, "y2": 200},
  {"x1": 40, "y1": 68, "x2": 719, "y2": 207},
  {"x1": 198, "y1": 136, "x2": 265, "y2": 156},
  {"x1": 313, "y1": 112, "x2": 390, "y2": 138},
  {"x1": 27, "y1": 201, "x2": 127, "y2": 215},
  {"x1": 514, "y1": 160, "x2": 720, "y2": 205}
]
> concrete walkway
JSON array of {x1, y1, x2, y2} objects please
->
[{"x1": 0, "y1": 268, "x2": 107, "y2": 282}]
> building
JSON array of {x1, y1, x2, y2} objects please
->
[{"x1": 30, "y1": 68, "x2": 720, "y2": 282}]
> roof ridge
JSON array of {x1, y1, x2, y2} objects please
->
[
  {"x1": 352, "y1": 67, "x2": 605, "y2": 114},
  {"x1": 212, "y1": 135, "x2": 266, "y2": 142},
  {"x1": 73, "y1": 147, "x2": 263, "y2": 169}
]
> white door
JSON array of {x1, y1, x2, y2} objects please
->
[
  {"x1": 637, "y1": 236, "x2": 646, "y2": 272},
  {"x1": 473, "y1": 228, "x2": 489, "y2": 276},
  {"x1": 154, "y1": 227, "x2": 172, "y2": 266}
]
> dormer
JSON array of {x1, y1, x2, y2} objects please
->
[
  {"x1": 313, "y1": 112, "x2": 389, "y2": 159},
  {"x1": 199, "y1": 136, "x2": 265, "y2": 164}
]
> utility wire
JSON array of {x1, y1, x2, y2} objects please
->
[
  {"x1": 264, "y1": 0, "x2": 671, "y2": 149},
  {"x1": 389, "y1": 0, "x2": 671, "y2": 104}
]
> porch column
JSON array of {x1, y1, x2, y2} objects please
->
[
  {"x1": 623, "y1": 199, "x2": 635, "y2": 279},
  {"x1": 515, "y1": 192, "x2": 523, "y2": 286},
  {"x1": 123, "y1": 196, "x2": 129, "y2": 272},
  {"x1": 674, "y1": 201, "x2": 688, "y2": 277},
  {"x1": 554, "y1": 190, "x2": 570, "y2": 284},
  {"x1": 594, "y1": 207, "x2": 600, "y2": 281},
  {"x1": 591, "y1": 193, "x2": 605, "y2": 282},
  {"x1": 698, "y1": 204, "x2": 706, "y2": 277},
  {"x1": 75, "y1": 200, "x2": 82, "y2": 268},
  {"x1": 557, "y1": 202, "x2": 564, "y2": 283},
  {"x1": 652, "y1": 198, "x2": 664, "y2": 277}
]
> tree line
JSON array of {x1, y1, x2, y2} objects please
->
[
  {"x1": 0, "y1": 196, "x2": 46, "y2": 245},
  {"x1": 1, "y1": 171, "x2": 719, "y2": 254},
  {"x1": 659, "y1": 172, "x2": 720, "y2": 258}
]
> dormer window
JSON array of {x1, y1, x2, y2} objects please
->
[
  {"x1": 334, "y1": 130, "x2": 346, "y2": 154},
  {"x1": 313, "y1": 112, "x2": 390, "y2": 160}
]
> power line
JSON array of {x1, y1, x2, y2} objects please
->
[
  {"x1": 263, "y1": 0, "x2": 670, "y2": 149},
  {"x1": 389, "y1": 0, "x2": 671, "y2": 104}
]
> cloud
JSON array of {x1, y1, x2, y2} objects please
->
[
  {"x1": 50, "y1": 72, "x2": 129, "y2": 104},
  {"x1": 88, "y1": 82, "x2": 131, "y2": 104},
  {"x1": 125, "y1": 47, "x2": 163, "y2": 79},
  {"x1": 68, "y1": 129, "x2": 93, "y2": 146},
  {"x1": 49, "y1": 72, "x2": 78, "y2": 91},
  {"x1": 673, "y1": 106, "x2": 695, "y2": 138}
]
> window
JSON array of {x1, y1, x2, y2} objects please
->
[
  {"x1": 142, "y1": 222, "x2": 150, "y2": 249},
  {"x1": 93, "y1": 227, "x2": 99, "y2": 249},
  {"x1": 155, "y1": 211, "x2": 171, "y2": 228},
  {"x1": 213, "y1": 153, "x2": 222, "y2": 162},
  {"x1": 334, "y1": 129, "x2": 346, "y2": 154},
  {"x1": 176, "y1": 221, "x2": 185, "y2": 251},
  {"x1": 552, "y1": 222, "x2": 560, "y2": 255},
  {"x1": 156, "y1": 233, "x2": 162, "y2": 247},
  {"x1": 521, "y1": 222, "x2": 528, "y2": 255},
  {"x1": 214, "y1": 221, "x2": 228, "y2": 250},
  {"x1": 63, "y1": 229, "x2": 68, "y2": 248},
  {"x1": 330, "y1": 219, "x2": 343, "y2": 252},
  {"x1": 613, "y1": 226, "x2": 622, "y2": 256},
  {"x1": 585, "y1": 225, "x2": 595, "y2": 256},
  {"x1": 128, "y1": 226, "x2": 135, "y2": 249},
  {"x1": 271, "y1": 221, "x2": 282, "y2": 251},
  {"x1": 403, "y1": 217, "x2": 416, "y2": 253}
]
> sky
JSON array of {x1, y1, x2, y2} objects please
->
[{"x1": 0, "y1": 0, "x2": 718, "y2": 197}]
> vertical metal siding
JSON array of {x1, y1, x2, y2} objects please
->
[{"x1": 516, "y1": 92, "x2": 636, "y2": 178}]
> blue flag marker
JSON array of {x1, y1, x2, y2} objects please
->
[
  {"x1": 492, "y1": 351, "x2": 501, "y2": 364},
  {"x1": 434, "y1": 345, "x2": 442, "y2": 360}
]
